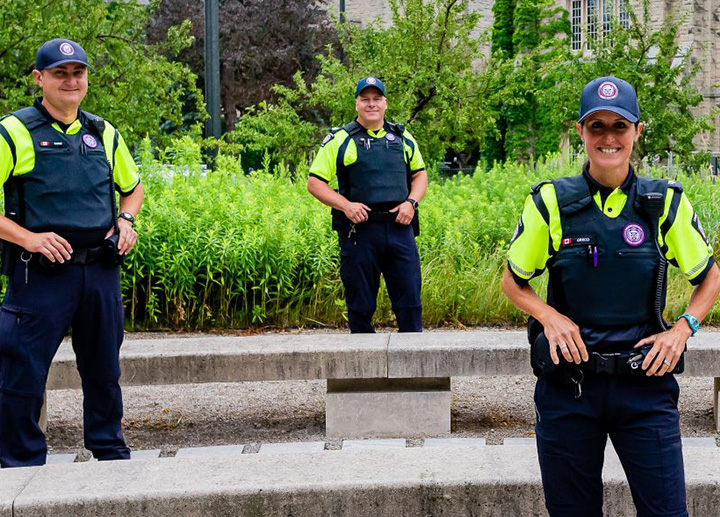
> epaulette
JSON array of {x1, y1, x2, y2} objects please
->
[
  {"x1": 387, "y1": 121, "x2": 405, "y2": 136},
  {"x1": 531, "y1": 180, "x2": 552, "y2": 194},
  {"x1": 667, "y1": 179, "x2": 683, "y2": 193}
]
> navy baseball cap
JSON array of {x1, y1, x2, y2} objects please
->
[
  {"x1": 578, "y1": 76, "x2": 640, "y2": 123},
  {"x1": 35, "y1": 39, "x2": 89, "y2": 71},
  {"x1": 356, "y1": 76, "x2": 386, "y2": 97}
]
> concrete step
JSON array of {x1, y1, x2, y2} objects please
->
[
  {"x1": 47, "y1": 436, "x2": 717, "y2": 463},
  {"x1": 9, "y1": 444, "x2": 720, "y2": 516}
]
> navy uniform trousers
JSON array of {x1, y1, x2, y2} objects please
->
[
  {"x1": 535, "y1": 373, "x2": 687, "y2": 517},
  {"x1": 339, "y1": 221, "x2": 422, "y2": 333},
  {"x1": 0, "y1": 257, "x2": 130, "y2": 467}
]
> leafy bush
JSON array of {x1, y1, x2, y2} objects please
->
[{"x1": 121, "y1": 147, "x2": 720, "y2": 329}]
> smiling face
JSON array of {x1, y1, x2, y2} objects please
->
[
  {"x1": 576, "y1": 111, "x2": 643, "y2": 175},
  {"x1": 33, "y1": 63, "x2": 88, "y2": 112},
  {"x1": 355, "y1": 87, "x2": 386, "y2": 129}
]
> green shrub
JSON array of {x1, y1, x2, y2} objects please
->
[{"x1": 118, "y1": 150, "x2": 720, "y2": 329}]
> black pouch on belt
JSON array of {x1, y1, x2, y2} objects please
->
[
  {"x1": 530, "y1": 332, "x2": 584, "y2": 386},
  {"x1": 103, "y1": 234, "x2": 125, "y2": 266}
]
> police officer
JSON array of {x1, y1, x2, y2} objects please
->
[
  {"x1": 0, "y1": 39, "x2": 144, "y2": 467},
  {"x1": 307, "y1": 77, "x2": 427, "y2": 333},
  {"x1": 502, "y1": 76, "x2": 720, "y2": 516}
]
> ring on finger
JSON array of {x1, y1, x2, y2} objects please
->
[
  {"x1": 663, "y1": 360, "x2": 672, "y2": 367},
  {"x1": 559, "y1": 343, "x2": 568, "y2": 351}
]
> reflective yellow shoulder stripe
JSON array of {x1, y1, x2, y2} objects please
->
[{"x1": 1, "y1": 116, "x2": 35, "y2": 176}]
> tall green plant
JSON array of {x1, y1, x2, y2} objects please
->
[
  {"x1": 228, "y1": 0, "x2": 489, "y2": 167},
  {"x1": 0, "y1": 0, "x2": 205, "y2": 148}
]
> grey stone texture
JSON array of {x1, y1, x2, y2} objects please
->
[
  {"x1": 341, "y1": 439, "x2": 407, "y2": 450},
  {"x1": 0, "y1": 468, "x2": 36, "y2": 517},
  {"x1": 326, "y1": 378, "x2": 452, "y2": 438},
  {"x1": 388, "y1": 331, "x2": 530, "y2": 377},
  {"x1": 5, "y1": 445, "x2": 720, "y2": 516},
  {"x1": 44, "y1": 331, "x2": 720, "y2": 436},
  {"x1": 45, "y1": 454, "x2": 76, "y2": 465},
  {"x1": 259, "y1": 441, "x2": 326, "y2": 454},
  {"x1": 423, "y1": 437, "x2": 487, "y2": 447},
  {"x1": 48, "y1": 334, "x2": 388, "y2": 390},
  {"x1": 175, "y1": 444, "x2": 246, "y2": 458}
]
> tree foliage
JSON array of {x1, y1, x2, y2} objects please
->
[
  {"x1": 0, "y1": 0, "x2": 204, "y2": 148},
  {"x1": 229, "y1": 0, "x2": 489, "y2": 168},
  {"x1": 485, "y1": 0, "x2": 712, "y2": 163},
  {"x1": 484, "y1": 0, "x2": 570, "y2": 163},
  {"x1": 147, "y1": 0, "x2": 338, "y2": 132},
  {"x1": 568, "y1": 1, "x2": 715, "y2": 159}
]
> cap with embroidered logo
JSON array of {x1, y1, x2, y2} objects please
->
[
  {"x1": 578, "y1": 76, "x2": 639, "y2": 123},
  {"x1": 355, "y1": 76, "x2": 386, "y2": 97},
  {"x1": 36, "y1": 39, "x2": 89, "y2": 71}
]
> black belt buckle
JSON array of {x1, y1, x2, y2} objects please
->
[{"x1": 592, "y1": 352, "x2": 618, "y2": 375}]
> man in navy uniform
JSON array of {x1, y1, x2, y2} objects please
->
[
  {"x1": 0, "y1": 39, "x2": 143, "y2": 467},
  {"x1": 308, "y1": 77, "x2": 427, "y2": 333}
]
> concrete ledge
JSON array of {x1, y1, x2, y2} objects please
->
[
  {"x1": 6, "y1": 445, "x2": 720, "y2": 516},
  {"x1": 48, "y1": 334, "x2": 389, "y2": 390},
  {"x1": 0, "y1": 467, "x2": 37, "y2": 517},
  {"x1": 388, "y1": 331, "x2": 530, "y2": 377},
  {"x1": 48, "y1": 331, "x2": 720, "y2": 391}
]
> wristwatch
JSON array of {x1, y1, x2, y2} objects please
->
[
  {"x1": 405, "y1": 198, "x2": 419, "y2": 210},
  {"x1": 118, "y1": 212, "x2": 135, "y2": 225},
  {"x1": 678, "y1": 313, "x2": 700, "y2": 337}
]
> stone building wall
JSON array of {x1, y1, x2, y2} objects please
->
[{"x1": 333, "y1": 0, "x2": 720, "y2": 151}]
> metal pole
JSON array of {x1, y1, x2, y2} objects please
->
[
  {"x1": 204, "y1": 0, "x2": 221, "y2": 139},
  {"x1": 340, "y1": 0, "x2": 345, "y2": 23}
]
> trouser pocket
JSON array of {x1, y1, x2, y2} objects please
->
[{"x1": 0, "y1": 305, "x2": 45, "y2": 396}]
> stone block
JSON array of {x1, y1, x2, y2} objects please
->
[
  {"x1": 48, "y1": 333, "x2": 389, "y2": 390},
  {"x1": 46, "y1": 454, "x2": 76, "y2": 465},
  {"x1": 341, "y1": 439, "x2": 406, "y2": 451},
  {"x1": 682, "y1": 437, "x2": 717, "y2": 448},
  {"x1": 388, "y1": 331, "x2": 530, "y2": 377},
  {"x1": 326, "y1": 378, "x2": 451, "y2": 439},
  {"x1": 130, "y1": 450, "x2": 162, "y2": 460},
  {"x1": 259, "y1": 442, "x2": 325, "y2": 455},
  {"x1": 423, "y1": 437, "x2": 487, "y2": 447},
  {"x1": 11, "y1": 446, "x2": 720, "y2": 516},
  {"x1": 175, "y1": 445, "x2": 246, "y2": 458},
  {"x1": 0, "y1": 467, "x2": 37, "y2": 517}
]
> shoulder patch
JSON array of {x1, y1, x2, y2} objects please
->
[{"x1": 321, "y1": 133, "x2": 335, "y2": 147}]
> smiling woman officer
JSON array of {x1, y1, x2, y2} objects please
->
[{"x1": 502, "y1": 76, "x2": 720, "y2": 516}]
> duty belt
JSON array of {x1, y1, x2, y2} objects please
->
[
  {"x1": 366, "y1": 211, "x2": 398, "y2": 223},
  {"x1": 20, "y1": 245, "x2": 109, "y2": 273},
  {"x1": 583, "y1": 346, "x2": 684, "y2": 376}
]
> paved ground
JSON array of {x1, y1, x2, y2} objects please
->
[{"x1": 45, "y1": 329, "x2": 719, "y2": 456}]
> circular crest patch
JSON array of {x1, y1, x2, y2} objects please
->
[
  {"x1": 597, "y1": 81, "x2": 619, "y2": 100},
  {"x1": 385, "y1": 133, "x2": 396, "y2": 141},
  {"x1": 366, "y1": 77, "x2": 377, "y2": 85},
  {"x1": 59, "y1": 42, "x2": 75, "y2": 56},
  {"x1": 623, "y1": 223, "x2": 645, "y2": 247},
  {"x1": 82, "y1": 134, "x2": 98, "y2": 148}
]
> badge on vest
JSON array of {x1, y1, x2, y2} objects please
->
[
  {"x1": 622, "y1": 223, "x2": 645, "y2": 246},
  {"x1": 82, "y1": 134, "x2": 98, "y2": 149}
]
